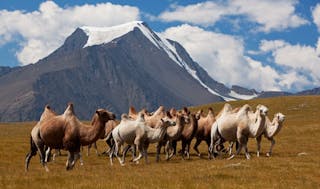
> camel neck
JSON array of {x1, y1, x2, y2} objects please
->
[{"x1": 79, "y1": 116, "x2": 106, "y2": 146}]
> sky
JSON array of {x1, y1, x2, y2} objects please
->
[{"x1": 0, "y1": 0, "x2": 320, "y2": 93}]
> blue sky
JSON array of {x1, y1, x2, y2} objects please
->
[{"x1": 0, "y1": 0, "x2": 320, "y2": 92}]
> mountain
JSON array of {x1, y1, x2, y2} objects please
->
[
  {"x1": 0, "y1": 21, "x2": 233, "y2": 122},
  {"x1": 296, "y1": 87, "x2": 320, "y2": 95}
]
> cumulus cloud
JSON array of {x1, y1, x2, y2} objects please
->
[
  {"x1": 0, "y1": 1, "x2": 140, "y2": 65},
  {"x1": 158, "y1": 0, "x2": 308, "y2": 32},
  {"x1": 312, "y1": 3, "x2": 320, "y2": 32},
  {"x1": 260, "y1": 39, "x2": 320, "y2": 91},
  {"x1": 161, "y1": 24, "x2": 281, "y2": 91},
  {"x1": 159, "y1": 1, "x2": 231, "y2": 26}
]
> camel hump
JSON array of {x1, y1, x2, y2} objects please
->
[
  {"x1": 64, "y1": 103, "x2": 75, "y2": 116},
  {"x1": 129, "y1": 106, "x2": 137, "y2": 115},
  {"x1": 45, "y1": 104, "x2": 51, "y2": 110},
  {"x1": 166, "y1": 111, "x2": 172, "y2": 119},
  {"x1": 183, "y1": 107, "x2": 190, "y2": 115},
  {"x1": 169, "y1": 108, "x2": 177, "y2": 117},
  {"x1": 237, "y1": 104, "x2": 252, "y2": 118}
]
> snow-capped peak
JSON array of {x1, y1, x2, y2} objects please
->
[
  {"x1": 80, "y1": 21, "x2": 256, "y2": 101},
  {"x1": 81, "y1": 21, "x2": 158, "y2": 48}
]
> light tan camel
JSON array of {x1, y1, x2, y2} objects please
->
[
  {"x1": 256, "y1": 113, "x2": 285, "y2": 157},
  {"x1": 39, "y1": 103, "x2": 115, "y2": 171},
  {"x1": 110, "y1": 113, "x2": 175, "y2": 166},
  {"x1": 25, "y1": 105, "x2": 56, "y2": 171},
  {"x1": 193, "y1": 107, "x2": 216, "y2": 158},
  {"x1": 210, "y1": 104, "x2": 268, "y2": 160}
]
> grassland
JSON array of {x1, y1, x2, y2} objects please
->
[{"x1": 0, "y1": 96, "x2": 319, "y2": 189}]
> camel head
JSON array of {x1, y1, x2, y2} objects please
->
[
  {"x1": 158, "y1": 117, "x2": 176, "y2": 128},
  {"x1": 275, "y1": 112, "x2": 285, "y2": 123},
  {"x1": 136, "y1": 112, "x2": 145, "y2": 122},
  {"x1": 95, "y1": 109, "x2": 116, "y2": 122},
  {"x1": 256, "y1": 104, "x2": 268, "y2": 116}
]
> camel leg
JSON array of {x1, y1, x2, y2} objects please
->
[
  {"x1": 238, "y1": 135, "x2": 250, "y2": 160},
  {"x1": 121, "y1": 144, "x2": 132, "y2": 163},
  {"x1": 143, "y1": 142, "x2": 149, "y2": 164},
  {"x1": 193, "y1": 139, "x2": 202, "y2": 157},
  {"x1": 109, "y1": 144, "x2": 115, "y2": 166},
  {"x1": 45, "y1": 147, "x2": 51, "y2": 162},
  {"x1": 171, "y1": 140, "x2": 177, "y2": 156},
  {"x1": 93, "y1": 142, "x2": 99, "y2": 155},
  {"x1": 25, "y1": 136, "x2": 38, "y2": 172},
  {"x1": 186, "y1": 141, "x2": 191, "y2": 159},
  {"x1": 66, "y1": 151, "x2": 75, "y2": 170},
  {"x1": 181, "y1": 141, "x2": 186, "y2": 160},
  {"x1": 266, "y1": 138, "x2": 275, "y2": 157},
  {"x1": 205, "y1": 139, "x2": 211, "y2": 159},
  {"x1": 256, "y1": 135, "x2": 262, "y2": 157},
  {"x1": 156, "y1": 142, "x2": 162, "y2": 162}
]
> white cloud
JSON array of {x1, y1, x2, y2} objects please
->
[
  {"x1": 260, "y1": 39, "x2": 320, "y2": 91},
  {"x1": 159, "y1": 1, "x2": 231, "y2": 26},
  {"x1": 158, "y1": 0, "x2": 308, "y2": 32},
  {"x1": 312, "y1": 3, "x2": 320, "y2": 32},
  {"x1": 161, "y1": 24, "x2": 281, "y2": 91},
  {"x1": 0, "y1": 1, "x2": 140, "y2": 65},
  {"x1": 230, "y1": 0, "x2": 308, "y2": 32}
]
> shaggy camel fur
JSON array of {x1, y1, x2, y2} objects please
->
[
  {"x1": 25, "y1": 105, "x2": 56, "y2": 172},
  {"x1": 155, "y1": 111, "x2": 186, "y2": 161},
  {"x1": 210, "y1": 104, "x2": 268, "y2": 160},
  {"x1": 129, "y1": 106, "x2": 165, "y2": 128},
  {"x1": 171, "y1": 107, "x2": 199, "y2": 160},
  {"x1": 110, "y1": 113, "x2": 175, "y2": 166},
  {"x1": 39, "y1": 103, "x2": 115, "y2": 171},
  {"x1": 193, "y1": 107, "x2": 216, "y2": 158},
  {"x1": 256, "y1": 113, "x2": 285, "y2": 157}
]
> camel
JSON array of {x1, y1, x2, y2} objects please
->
[
  {"x1": 85, "y1": 119, "x2": 118, "y2": 156},
  {"x1": 210, "y1": 104, "x2": 269, "y2": 160},
  {"x1": 171, "y1": 107, "x2": 199, "y2": 160},
  {"x1": 155, "y1": 111, "x2": 186, "y2": 161},
  {"x1": 25, "y1": 105, "x2": 56, "y2": 172},
  {"x1": 110, "y1": 113, "x2": 175, "y2": 166},
  {"x1": 256, "y1": 113, "x2": 285, "y2": 157},
  {"x1": 193, "y1": 107, "x2": 216, "y2": 158},
  {"x1": 38, "y1": 103, "x2": 115, "y2": 171}
]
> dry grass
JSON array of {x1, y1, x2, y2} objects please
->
[{"x1": 0, "y1": 96, "x2": 320, "y2": 188}]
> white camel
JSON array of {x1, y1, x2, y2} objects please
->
[
  {"x1": 110, "y1": 113, "x2": 175, "y2": 166},
  {"x1": 256, "y1": 113, "x2": 285, "y2": 157},
  {"x1": 210, "y1": 104, "x2": 269, "y2": 160}
]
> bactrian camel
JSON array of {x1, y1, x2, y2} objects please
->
[
  {"x1": 210, "y1": 104, "x2": 269, "y2": 160},
  {"x1": 155, "y1": 111, "x2": 186, "y2": 161},
  {"x1": 256, "y1": 112, "x2": 285, "y2": 157},
  {"x1": 171, "y1": 107, "x2": 199, "y2": 160},
  {"x1": 25, "y1": 105, "x2": 56, "y2": 172},
  {"x1": 193, "y1": 107, "x2": 216, "y2": 159},
  {"x1": 38, "y1": 103, "x2": 115, "y2": 171}
]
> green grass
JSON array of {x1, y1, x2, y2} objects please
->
[{"x1": 0, "y1": 96, "x2": 320, "y2": 188}]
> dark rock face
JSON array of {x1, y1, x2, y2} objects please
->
[
  {"x1": 296, "y1": 87, "x2": 320, "y2": 95},
  {"x1": 0, "y1": 24, "x2": 224, "y2": 122},
  {"x1": 231, "y1": 85, "x2": 257, "y2": 96},
  {"x1": 257, "y1": 91, "x2": 292, "y2": 98}
]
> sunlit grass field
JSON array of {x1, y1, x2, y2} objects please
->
[{"x1": 0, "y1": 96, "x2": 319, "y2": 188}]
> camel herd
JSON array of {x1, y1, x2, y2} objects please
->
[{"x1": 25, "y1": 102, "x2": 285, "y2": 172}]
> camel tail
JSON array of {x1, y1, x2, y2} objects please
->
[{"x1": 25, "y1": 135, "x2": 37, "y2": 172}]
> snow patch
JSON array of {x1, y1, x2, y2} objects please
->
[{"x1": 228, "y1": 90, "x2": 257, "y2": 100}]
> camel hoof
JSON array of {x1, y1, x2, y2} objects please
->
[
  {"x1": 266, "y1": 152, "x2": 271, "y2": 157},
  {"x1": 257, "y1": 153, "x2": 260, "y2": 157},
  {"x1": 245, "y1": 154, "x2": 251, "y2": 160},
  {"x1": 227, "y1": 155, "x2": 235, "y2": 160},
  {"x1": 135, "y1": 161, "x2": 139, "y2": 164}
]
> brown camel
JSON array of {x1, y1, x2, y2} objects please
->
[
  {"x1": 38, "y1": 103, "x2": 115, "y2": 171},
  {"x1": 193, "y1": 107, "x2": 216, "y2": 158},
  {"x1": 171, "y1": 107, "x2": 199, "y2": 159},
  {"x1": 25, "y1": 105, "x2": 56, "y2": 172}
]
